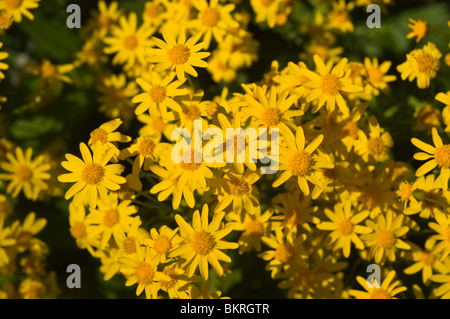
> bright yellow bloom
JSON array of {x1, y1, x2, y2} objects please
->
[
  {"x1": 132, "y1": 71, "x2": 188, "y2": 116},
  {"x1": 317, "y1": 201, "x2": 372, "y2": 258},
  {"x1": 325, "y1": 0, "x2": 355, "y2": 33},
  {"x1": 144, "y1": 225, "x2": 183, "y2": 263},
  {"x1": 68, "y1": 202, "x2": 100, "y2": 255},
  {"x1": 349, "y1": 270, "x2": 407, "y2": 299},
  {"x1": 27, "y1": 59, "x2": 75, "y2": 87},
  {"x1": 173, "y1": 204, "x2": 239, "y2": 280},
  {"x1": 103, "y1": 12, "x2": 155, "y2": 70},
  {"x1": 354, "y1": 116, "x2": 393, "y2": 162},
  {"x1": 119, "y1": 245, "x2": 168, "y2": 299},
  {"x1": 0, "y1": 147, "x2": 51, "y2": 200},
  {"x1": 428, "y1": 211, "x2": 450, "y2": 261},
  {"x1": 250, "y1": 0, "x2": 282, "y2": 28},
  {"x1": 397, "y1": 42, "x2": 441, "y2": 89},
  {"x1": 303, "y1": 55, "x2": 363, "y2": 116},
  {"x1": 272, "y1": 126, "x2": 333, "y2": 196},
  {"x1": 0, "y1": 0, "x2": 40, "y2": 23},
  {"x1": 147, "y1": 29, "x2": 210, "y2": 82},
  {"x1": 58, "y1": 142, "x2": 126, "y2": 208},
  {"x1": 411, "y1": 127, "x2": 450, "y2": 190},
  {"x1": 361, "y1": 210, "x2": 411, "y2": 264},
  {"x1": 87, "y1": 192, "x2": 138, "y2": 249},
  {"x1": 363, "y1": 57, "x2": 397, "y2": 96},
  {"x1": 404, "y1": 239, "x2": 447, "y2": 285},
  {"x1": 10, "y1": 212, "x2": 47, "y2": 253},
  {"x1": 84, "y1": 1, "x2": 122, "y2": 38},
  {"x1": 407, "y1": 18, "x2": 427, "y2": 43}
]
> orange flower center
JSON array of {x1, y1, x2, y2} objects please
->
[
  {"x1": 138, "y1": 137, "x2": 156, "y2": 158},
  {"x1": 154, "y1": 235, "x2": 171, "y2": 255},
  {"x1": 41, "y1": 62, "x2": 56, "y2": 78},
  {"x1": 103, "y1": 209, "x2": 120, "y2": 228},
  {"x1": 245, "y1": 219, "x2": 264, "y2": 236},
  {"x1": 184, "y1": 104, "x2": 201, "y2": 121},
  {"x1": 82, "y1": 163, "x2": 105, "y2": 185},
  {"x1": 123, "y1": 35, "x2": 138, "y2": 50},
  {"x1": 288, "y1": 151, "x2": 314, "y2": 177},
  {"x1": 337, "y1": 219, "x2": 354, "y2": 236},
  {"x1": 398, "y1": 182, "x2": 413, "y2": 201},
  {"x1": 367, "y1": 137, "x2": 385, "y2": 155},
  {"x1": 260, "y1": 0, "x2": 274, "y2": 7},
  {"x1": 15, "y1": 165, "x2": 32, "y2": 181},
  {"x1": 420, "y1": 250, "x2": 435, "y2": 266},
  {"x1": 167, "y1": 44, "x2": 190, "y2": 65},
  {"x1": 367, "y1": 68, "x2": 383, "y2": 84},
  {"x1": 261, "y1": 108, "x2": 280, "y2": 126},
  {"x1": 228, "y1": 177, "x2": 250, "y2": 197},
  {"x1": 5, "y1": 0, "x2": 22, "y2": 9},
  {"x1": 145, "y1": 3, "x2": 161, "y2": 19},
  {"x1": 190, "y1": 230, "x2": 216, "y2": 256},
  {"x1": 377, "y1": 231, "x2": 395, "y2": 249},
  {"x1": 123, "y1": 237, "x2": 136, "y2": 255},
  {"x1": 320, "y1": 74, "x2": 342, "y2": 96},
  {"x1": 98, "y1": 14, "x2": 113, "y2": 29},
  {"x1": 275, "y1": 243, "x2": 293, "y2": 263},
  {"x1": 416, "y1": 52, "x2": 438, "y2": 75},
  {"x1": 342, "y1": 120, "x2": 359, "y2": 139},
  {"x1": 90, "y1": 128, "x2": 108, "y2": 145},
  {"x1": 151, "y1": 118, "x2": 167, "y2": 133},
  {"x1": 149, "y1": 85, "x2": 167, "y2": 103},
  {"x1": 180, "y1": 150, "x2": 202, "y2": 171},
  {"x1": 370, "y1": 288, "x2": 391, "y2": 299},
  {"x1": 434, "y1": 144, "x2": 450, "y2": 168},
  {"x1": 159, "y1": 268, "x2": 178, "y2": 290},
  {"x1": 135, "y1": 261, "x2": 155, "y2": 285},
  {"x1": 201, "y1": 8, "x2": 220, "y2": 27},
  {"x1": 70, "y1": 222, "x2": 86, "y2": 239}
]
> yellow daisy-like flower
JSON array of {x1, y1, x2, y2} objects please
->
[
  {"x1": 404, "y1": 239, "x2": 447, "y2": 286},
  {"x1": 103, "y1": 12, "x2": 155, "y2": 70},
  {"x1": 411, "y1": 126, "x2": 450, "y2": 190},
  {"x1": 250, "y1": 0, "x2": 282, "y2": 28},
  {"x1": 88, "y1": 118, "x2": 131, "y2": 163},
  {"x1": 173, "y1": 204, "x2": 239, "y2": 280},
  {"x1": 0, "y1": 42, "x2": 8, "y2": 81},
  {"x1": 354, "y1": 116, "x2": 393, "y2": 163},
  {"x1": 119, "y1": 245, "x2": 168, "y2": 299},
  {"x1": 27, "y1": 59, "x2": 74, "y2": 87},
  {"x1": 144, "y1": 225, "x2": 183, "y2": 263},
  {"x1": 132, "y1": 71, "x2": 188, "y2": 116},
  {"x1": 0, "y1": 147, "x2": 51, "y2": 201},
  {"x1": 58, "y1": 142, "x2": 127, "y2": 208},
  {"x1": 272, "y1": 126, "x2": 333, "y2": 196},
  {"x1": 349, "y1": 270, "x2": 407, "y2": 299},
  {"x1": 68, "y1": 202, "x2": 100, "y2": 255},
  {"x1": 146, "y1": 29, "x2": 211, "y2": 82},
  {"x1": 142, "y1": 0, "x2": 168, "y2": 29},
  {"x1": 214, "y1": 168, "x2": 261, "y2": 216},
  {"x1": 363, "y1": 57, "x2": 397, "y2": 96},
  {"x1": 397, "y1": 41, "x2": 442, "y2": 89},
  {"x1": 428, "y1": 211, "x2": 450, "y2": 261},
  {"x1": 317, "y1": 201, "x2": 372, "y2": 258},
  {"x1": 407, "y1": 18, "x2": 427, "y2": 43},
  {"x1": 303, "y1": 55, "x2": 363, "y2": 116},
  {"x1": 361, "y1": 210, "x2": 411, "y2": 264},
  {"x1": 159, "y1": 264, "x2": 200, "y2": 299},
  {"x1": 435, "y1": 91, "x2": 450, "y2": 132},
  {"x1": 87, "y1": 192, "x2": 138, "y2": 249},
  {"x1": 0, "y1": 0, "x2": 40, "y2": 23},
  {"x1": 84, "y1": 0, "x2": 122, "y2": 39},
  {"x1": 0, "y1": 217, "x2": 16, "y2": 266},
  {"x1": 188, "y1": 0, "x2": 239, "y2": 49},
  {"x1": 11, "y1": 211, "x2": 47, "y2": 253},
  {"x1": 325, "y1": 0, "x2": 355, "y2": 33}
]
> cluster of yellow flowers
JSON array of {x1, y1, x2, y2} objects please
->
[{"x1": 1, "y1": 0, "x2": 450, "y2": 299}]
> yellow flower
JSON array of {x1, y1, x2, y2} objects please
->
[
  {"x1": 87, "y1": 192, "x2": 138, "y2": 249},
  {"x1": 317, "y1": 201, "x2": 372, "y2": 258},
  {"x1": 88, "y1": 118, "x2": 131, "y2": 163},
  {"x1": 84, "y1": 0, "x2": 122, "y2": 39},
  {"x1": 361, "y1": 210, "x2": 411, "y2": 264},
  {"x1": 173, "y1": 204, "x2": 239, "y2": 280},
  {"x1": 103, "y1": 12, "x2": 155, "y2": 71},
  {"x1": 404, "y1": 239, "x2": 447, "y2": 286},
  {"x1": 325, "y1": 0, "x2": 355, "y2": 33},
  {"x1": 0, "y1": 147, "x2": 51, "y2": 200},
  {"x1": 349, "y1": 270, "x2": 407, "y2": 299},
  {"x1": 302, "y1": 55, "x2": 363, "y2": 116},
  {"x1": 272, "y1": 126, "x2": 333, "y2": 196},
  {"x1": 0, "y1": 42, "x2": 8, "y2": 81},
  {"x1": 27, "y1": 59, "x2": 74, "y2": 87},
  {"x1": 258, "y1": 228, "x2": 307, "y2": 278},
  {"x1": 132, "y1": 70, "x2": 188, "y2": 116},
  {"x1": 0, "y1": 0, "x2": 40, "y2": 23},
  {"x1": 187, "y1": 0, "x2": 239, "y2": 49},
  {"x1": 428, "y1": 211, "x2": 450, "y2": 261},
  {"x1": 119, "y1": 245, "x2": 168, "y2": 299},
  {"x1": 159, "y1": 264, "x2": 200, "y2": 299},
  {"x1": 68, "y1": 202, "x2": 100, "y2": 255},
  {"x1": 214, "y1": 168, "x2": 261, "y2": 215},
  {"x1": 407, "y1": 18, "x2": 427, "y2": 43},
  {"x1": 147, "y1": 29, "x2": 210, "y2": 82},
  {"x1": 250, "y1": 0, "x2": 282, "y2": 28},
  {"x1": 435, "y1": 91, "x2": 450, "y2": 132},
  {"x1": 363, "y1": 57, "x2": 397, "y2": 96},
  {"x1": 142, "y1": 0, "x2": 168, "y2": 29},
  {"x1": 10, "y1": 212, "x2": 47, "y2": 253},
  {"x1": 144, "y1": 225, "x2": 183, "y2": 263},
  {"x1": 58, "y1": 142, "x2": 126, "y2": 208},
  {"x1": 411, "y1": 127, "x2": 450, "y2": 190},
  {"x1": 0, "y1": 217, "x2": 15, "y2": 266},
  {"x1": 354, "y1": 116, "x2": 393, "y2": 163},
  {"x1": 397, "y1": 42, "x2": 441, "y2": 89}
]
